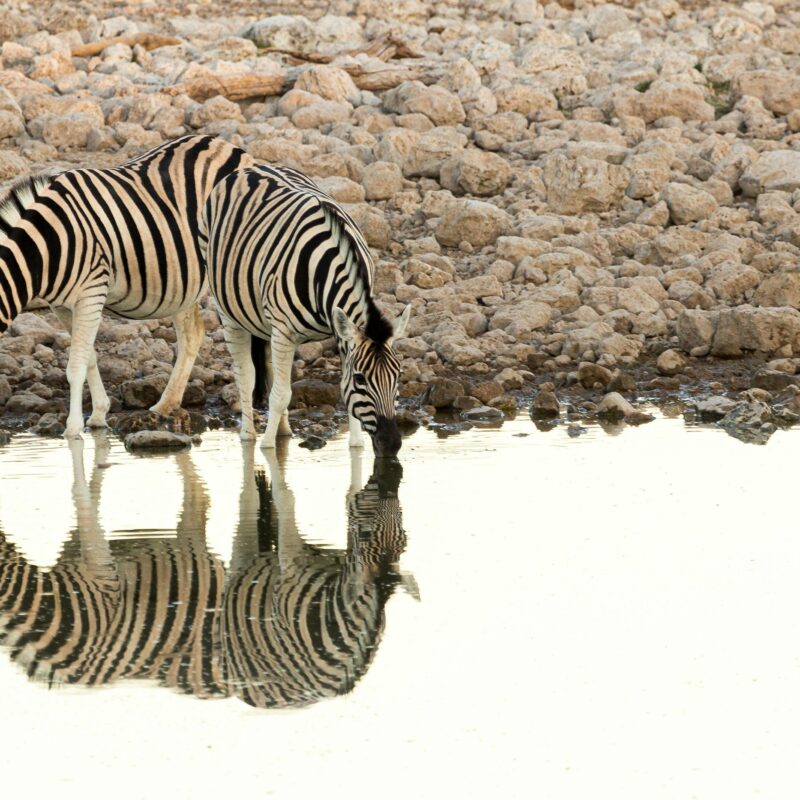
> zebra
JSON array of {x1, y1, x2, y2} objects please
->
[
  {"x1": 0, "y1": 435, "x2": 414, "y2": 706},
  {"x1": 0, "y1": 134, "x2": 252, "y2": 439},
  {"x1": 200, "y1": 164, "x2": 412, "y2": 457}
]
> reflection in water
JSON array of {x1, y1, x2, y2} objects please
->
[{"x1": 0, "y1": 436, "x2": 413, "y2": 709}]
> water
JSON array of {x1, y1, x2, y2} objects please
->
[{"x1": 1, "y1": 416, "x2": 799, "y2": 799}]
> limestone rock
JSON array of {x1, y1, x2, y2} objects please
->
[
  {"x1": 440, "y1": 150, "x2": 511, "y2": 197},
  {"x1": 661, "y1": 182, "x2": 719, "y2": 225},
  {"x1": 435, "y1": 199, "x2": 513, "y2": 248},
  {"x1": 125, "y1": 430, "x2": 192, "y2": 451},
  {"x1": 543, "y1": 154, "x2": 629, "y2": 214},
  {"x1": 740, "y1": 151, "x2": 800, "y2": 196},
  {"x1": 384, "y1": 81, "x2": 465, "y2": 127},
  {"x1": 712, "y1": 307, "x2": 800, "y2": 357}
]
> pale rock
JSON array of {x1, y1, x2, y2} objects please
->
[
  {"x1": 439, "y1": 150, "x2": 510, "y2": 197},
  {"x1": 435, "y1": 199, "x2": 513, "y2": 248},
  {"x1": 543, "y1": 154, "x2": 629, "y2": 214},
  {"x1": 374, "y1": 127, "x2": 419, "y2": 166},
  {"x1": 489, "y1": 300, "x2": 552, "y2": 337},
  {"x1": 597, "y1": 392, "x2": 636, "y2": 419},
  {"x1": 0, "y1": 110, "x2": 24, "y2": 139},
  {"x1": 0, "y1": 150, "x2": 28, "y2": 180},
  {"x1": 403, "y1": 127, "x2": 467, "y2": 178},
  {"x1": 616, "y1": 81, "x2": 715, "y2": 123},
  {"x1": 706, "y1": 263, "x2": 761, "y2": 304},
  {"x1": 41, "y1": 113, "x2": 96, "y2": 149},
  {"x1": 712, "y1": 307, "x2": 800, "y2": 357},
  {"x1": 661, "y1": 182, "x2": 719, "y2": 225},
  {"x1": 733, "y1": 70, "x2": 800, "y2": 115},
  {"x1": 383, "y1": 81, "x2": 465, "y2": 127},
  {"x1": 294, "y1": 65, "x2": 360, "y2": 105},
  {"x1": 241, "y1": 15, "x2": 318, "y2": 51},
  {"x1": 740, "y1": 151, "x2": 800, "y2": 196},
  {"x1": 315, "y1": 176, "x2": 365, "y2": 204},
  {"x1": 362, "y1": 161, "x2": 404, "y2": 201},
  {"x1": 587, "y1": 4, "x2": 631, "y2": 40},
  {"x1": 189, "y1": 96, "x2": 244, "y2": 127},
  {"x1": 753, "y1": 272, "x2": 800, "y2": 309},
  {"x1": 493, "y1": 84, "x2": 557, "y2": 118},
  {"x1": 656, "y1": 348, "x2": 685, "y2": 376},
  {"x1": 292, "y1": 100, "x2": 352, "y2": 129}
]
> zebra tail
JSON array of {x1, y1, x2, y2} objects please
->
[{"x1": 251, "y1": 336, "x2": 268, "y2": 408}]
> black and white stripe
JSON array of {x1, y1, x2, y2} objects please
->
[
  {"x1": 0, "y1": 134, "x2": 252, "y2": 438},
  {"x1": 200, "y1": 164, "x2": 411, "y2": 456},
  {"x1": 0, "y1": 445, "x2": 409, "y2": 707}
]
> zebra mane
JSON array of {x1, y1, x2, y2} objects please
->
[
  {"x1": 320, "y1": 203, "x2": 393, "y2": 344},
  {"x1": 0, "y1": 173, "x2": 56, "y2": 237}
]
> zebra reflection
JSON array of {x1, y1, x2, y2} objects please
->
[{"x1": 0, "y1": 437, "x2": 413, "y2": 707}]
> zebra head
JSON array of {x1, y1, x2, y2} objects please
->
[{"x1": 333, "y1": 305, "x2": 411, "y2": 458}]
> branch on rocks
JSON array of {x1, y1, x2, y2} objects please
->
[
  {"x1": 163, "y1": 73, "x2": 288, "y2": 102},
  {"x1": 257, "y1": 29, "x2": 425, "y2": 66},
  {"x1": 71, "y1": 33, "x2": 183, "y2": 58}
]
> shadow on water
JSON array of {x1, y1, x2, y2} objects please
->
[{"x1": 0, "y1": 435, "x2": 415, "y2": 709}]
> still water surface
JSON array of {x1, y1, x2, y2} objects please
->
[{"x1": 1, "y1": 416, "x2": 799, "y2": 799}]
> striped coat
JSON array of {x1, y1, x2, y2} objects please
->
[{"x1": 0, "y1": 134, "x2": 252, "y2": 437}]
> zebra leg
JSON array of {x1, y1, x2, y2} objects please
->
[
  {"x1": 347, "y1": 446, "x2": 364, "y2": 505},
  {"x1": 348, "y1": 414, "x2": 365, "y2": 448},
  {"x1": 263, "y1": 446, "x2": 305, "y2": 570},
  {"x1": 64, "y1": 296, "x2": 105, "y2": 439},
  {"x1": 52, "y1": 307, "x2": 110, "y2": 429},
  {"x1": 265, "y1": 342, "x2": 291, "y2": 436},
  {"x1": 222, "y1": 321, "x2": 257, "y2": 440},
  {"x1": 260, "y1": 333, "x2": 295, "y2": 449},
  {"x1": 151, "y1": 305, "x2": 205, "y2": 416}
]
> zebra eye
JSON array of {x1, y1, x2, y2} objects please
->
[{"x1": 353, "y1": 372, "x2": 367, "y2": 388}]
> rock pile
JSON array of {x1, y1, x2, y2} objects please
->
[{"x1": 0, "y1": 0, "x2": 799, "y2": 440}]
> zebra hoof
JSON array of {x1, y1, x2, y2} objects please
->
[
  {"x1": 63, "y1": 426, "x2": 84, "y2": 440},
  {"x1": 149, "y1": 402, "x2": 176, "y2": 417},
  {"x1": 239, "y1": 429, "x2": 257, "y2": 442},
  {"x1": 86, "y1": 414, "x2": 108, "y2": 429}
]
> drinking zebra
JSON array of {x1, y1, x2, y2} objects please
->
[
  {"x1": 0, "y1": 134, "x2": 252, "y2": 438},
  {"x1": 0, "y1": 437, "x2": 414, "y2": 706},
  {"x1": 200, "y1": 164, "x2": 411, "y2": 457}
]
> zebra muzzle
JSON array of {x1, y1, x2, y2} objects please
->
[{"x1": 372, "y1": 415, "x2": 402, "y2": 458}]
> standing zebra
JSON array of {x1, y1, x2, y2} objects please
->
[
  {"x1": 200, "y1": 164, "x2": 411, "y2": 457},
  {"x1": 0, "y1": 436, "x2": 414, "y2": 706},
  {"x1": 0, "y1": 134, "x2": 252, "y2": 438}
]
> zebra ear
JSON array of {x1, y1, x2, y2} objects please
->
[
  {"x1": 333, "y1": 308, "x2": 357, "y2": 343},
  {"x1": 392, "y1": 305, "x2": 411, "y2": 340}
]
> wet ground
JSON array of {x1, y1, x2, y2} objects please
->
[{"x1": 1, "y1": 417, "x2": 799, "y2": 799}]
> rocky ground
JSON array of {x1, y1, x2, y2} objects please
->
[{"x1": 0, "y1": 0, "x2": 799, "y2": 446}]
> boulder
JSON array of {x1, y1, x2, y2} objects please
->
[
  {"x1": 543, "y1": 154, "x2": 629, "y2": 214},
  {"x1": 656, "y1": 349, "x2": 685, "y2": 376},
  {"x1": 383, "y1": 81, "x2": 465, "y2": 126},
  {"x1": 294, "y1": 65, "x2": 359, "y2": 104},
  {"x1": 740, "y1": 151, "x2": 800, "y2": 196},
  {"x1": 754, "y1": 272, "x2": 800, "y2": 309},
  {"x1": 125, "y1": 430, "x2": 192, "y2": 451},
  {"x1": 422, "y1": 378, "x2": 465, "y2": 408},
  {"x1": 661, "y1": 182, "x2": 719, "y2": 225},
  {"x1": 439, "y1": 150, "x2": 511, "y2": 197},
  {"x1": 711, "y1": 307, "x2": 800, "y2": 357},
  {"x1": 435, "y1": 199, "x2": 513, "y2": 248},
  {"x1": 362, "y1": 161, "x2": 404, "y2": 201},
  {"x1": 241, "y1": 15, "x2": 318, "y2": 51},
  {"x1": 290, "y1": 378, "x2": 338, "y2": 407}
]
